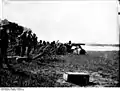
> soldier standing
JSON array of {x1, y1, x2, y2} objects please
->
[
  {"x1": 26, "y1": 30, "x2": 33, "y2": 57},
  {"x1": 32, "y1": 33, "x2": 37, "y2": 51},
  {"x1": 14, "y1": 37, "x2": 21, "y2": 56},
  {"x1": 0, "y1": 25, "x2": 10, "y2": 68},
  {"x1": 20, "y1": 31, "x2": 28, "y2": 57},
  {"x1": 20, "y1": 30, "x2": 33, "y2": 57},
  {"x1": 39, "y1": 40, "x2": 43, "y2": 47},
  {"x1": 43, "y1": 41, "x2": 47, "y2": 46},
  {"x1": 65, "y1": 41, "x2": 72, "y2": 53}
]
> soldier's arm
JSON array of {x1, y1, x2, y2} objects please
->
[{"x1": 17, "y1": 30, "x2": 26, "y2": 38}]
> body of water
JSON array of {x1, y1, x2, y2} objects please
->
[{"x1": 80, "y1": 45, "x2": 119, "y2": 51}]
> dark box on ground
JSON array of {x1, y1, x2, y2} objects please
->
[{"x1": 63, "y1": 72, "x2": 89, "y2": 86}]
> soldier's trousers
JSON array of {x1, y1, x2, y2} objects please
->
[
  {"x1": 0, "y1": 47, "x2": 9, "y2": 68},
  {"x1": 15, "y1": 45, "x2": 21, "y2": 56},
  {"x1": 21, "y1": 45, "x2": 31, "y2": 57},
  {"x1": 21, "y1": 45, "x2": 26, "y2": 57},
  {"x1": 27, "y1": 45, "x2": 32, "y2": 57}
]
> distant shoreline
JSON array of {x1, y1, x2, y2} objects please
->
[
  {"x1": 86, "y1": 44, "x2": 120, "y2": 47},
  {"x1": 81, "y1": 45, "x2": 119, "y2": 51},
  {"x1": 71, "y1": 43, "x2": 120, "y2": 47},
  {"x1": 86, "y1": 50, "x2": 119, "y2": 52}
]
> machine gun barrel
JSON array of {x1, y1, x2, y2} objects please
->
[{"x1": 72, "y1": 43, "x2": 85, "y2": 46}]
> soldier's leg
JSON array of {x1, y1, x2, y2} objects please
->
[
  {"x1": 21, "y1": 45, "x2": 26, "y2": 57},
  {"x1": 34, "y1": 45, "x2": 36, "y2": 52},
  {"x1": 26, "y1": 46, "x2": 32, "y2": 62},
  {"x1": 0, "y1": 48, "x2": 3, "y2": 68},
  {"x1": 34, "y1": 42, "x2": 37, "y2": 51},
  {"x1": 4, "y1": 48, "x2": 8, "y2": 64},
  {"x1": 1, "y1": 47, "x2": 10, "y2": 68},
  {"x1": 27, "y1": 46, "x2": 31, "y2": 57},
  {"x1": 16, "y1": 46, "x2": 21, "y2": 56},
  {"x1": 19, "y1": 46, "x2": 21, "y2": 56}
]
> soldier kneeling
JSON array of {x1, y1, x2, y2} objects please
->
[{"x1": 79, "y1": 45, "x2": 86, "y2": 55}]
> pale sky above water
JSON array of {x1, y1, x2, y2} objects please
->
[{"x1": 1, "y1": 0, "x2": 120, "y2": 44}]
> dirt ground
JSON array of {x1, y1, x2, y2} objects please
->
[{"x1": 0, "y1": 51, "x2": 119, "y2": 87}]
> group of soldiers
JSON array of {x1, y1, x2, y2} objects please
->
[
  {"x1": 37, "y1": 40, "x2": 73, "y2": 55},
  {"x1": 15, "y1": 30, "x2": 38, "y2": 57},
  {"x1": 0, "y1": 21, "x2": 86, "y2": 69},
  {"x1": 36, "y1": 40, "x2": 86, "y2": 56},
  {"x1": 0, "y1": 23, "x2": 38, "y2": 68}
]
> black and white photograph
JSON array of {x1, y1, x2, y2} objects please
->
[{"x1": 0, "y1": 0, "x2": 120, "y2": 88}]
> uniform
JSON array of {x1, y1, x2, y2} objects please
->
[
  {"x1": 32, "y1": 33, "x2": 37, "y2": 51},
  {"x1": 26, "y1": 31, "x2": 33, "y2": 56},
  {"x1": 14, "y1": 38, "x2": 21, "y2": 56},
  {"x1": 20, "y1": 31, "x2": 28, "y2": 56},
  {"x1": 0, "y1": 25, "x2": 9, "y2": 68}
]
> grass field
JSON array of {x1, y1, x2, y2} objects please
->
[{"x1": 0, "y1": 51, "x2": 119, "y2": 87}]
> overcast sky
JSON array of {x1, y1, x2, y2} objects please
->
[{"x1": 2, "y1": 0, "x2": 119, "y2": 44}]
